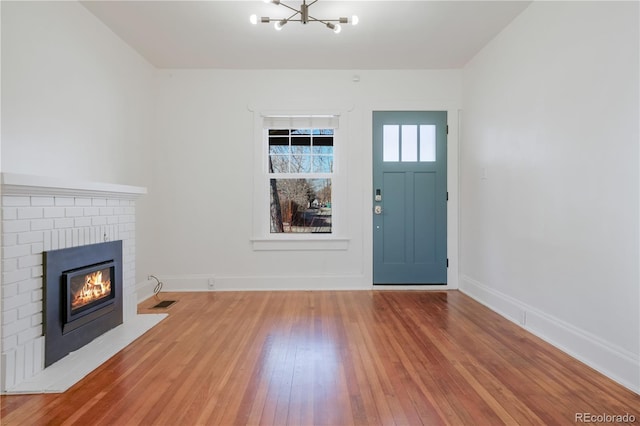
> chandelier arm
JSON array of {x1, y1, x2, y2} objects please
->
[
  {"x1": 308, "y1": 16, "x2": 343, "y2": 23},
  {"x1": 285, "y1": 10, "x2": 299, "y2": 21},
  {"x1": 277, "y1": 2, "x2": 302, "y2": 15},
  {"x1": 265, "y1": 10, "x2": 299, "y2": 24}
]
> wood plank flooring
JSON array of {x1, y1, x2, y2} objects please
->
[{"x1": 2, "y1": 291, "x2": 638, "y2": 425}]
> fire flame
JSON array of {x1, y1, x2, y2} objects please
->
[{"x1": 71, "y1": 270, "x2": 111, "y2": 310}]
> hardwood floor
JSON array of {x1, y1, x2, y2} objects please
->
[{"x1": 1, "y1": 291, "x2": 638, "y2": 425}]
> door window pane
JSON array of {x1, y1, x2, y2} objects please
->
[
  {"x1": 420, "y1": 125, "x2": 436, "y2": 162},
  {"x1": 401, "y1": 125, "x2": 418, "y2": 162},
  {"x1": 383, "y1": 125, "x2": 399, "y2": 162}
]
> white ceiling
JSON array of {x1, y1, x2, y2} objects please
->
[{"x1": 80, "y1": 0, "x2": 531, "y2": 69}]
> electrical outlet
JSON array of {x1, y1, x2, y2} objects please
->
[{"x1": 208, "y1": 277, "x2": 215, "y2": 289}]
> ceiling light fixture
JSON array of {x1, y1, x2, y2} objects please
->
[{"x1": 250, "y1": 0, "x2": 358, "y2": 34}]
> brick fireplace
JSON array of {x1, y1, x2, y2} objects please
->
[{"x1": 1, "y1": 173, "x2": 146, "y2": 392}]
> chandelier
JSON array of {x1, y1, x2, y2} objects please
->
[{"x1": 250, "y1": 0, "x2": 359, "y2": 34}]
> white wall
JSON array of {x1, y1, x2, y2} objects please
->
[
  {"x1": 137, "y1": 70, "x2": 461, "y2": 292},
  {"x1": 1, "y1": 1, "x2": 155, "y2": 187},
  {"x1": 1, "y1": 0, "x2": 156, "y2": 388},
  {"x1": 460, "y1": 1, "x2": 639, "y2": 392}
]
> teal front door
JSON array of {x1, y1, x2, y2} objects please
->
[{"x1": 373, "y1": 111, "x2": 447, "y2": 285}]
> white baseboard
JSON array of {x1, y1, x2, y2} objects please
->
[
  {"x1": 459, "y1": 274, "x2": 640, "y2": 395},
  {"x1": 139, "y1": 274, "x2": 370, "y2": 293}
]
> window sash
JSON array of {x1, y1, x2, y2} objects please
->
[{"x1": 262, "y1": 115, "x2": 339, "y2": 130}]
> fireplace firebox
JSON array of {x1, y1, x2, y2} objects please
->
[{"x1": 44, "y1": 241, "x2": 123, "y2": 367}]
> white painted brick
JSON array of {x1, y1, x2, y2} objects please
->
[
  {"x1": 24, "y1": 342, "x2": 34, "y2": 378},
  {"x1": 3, "y1": 196, "x2": 30, "y2": 206},
  {"x1": 18, "y1": 254, "x2": 41, "y2": 269},
  {"x1": 51, "y1": 230, "x2": 59, "y2": 250},
  {"x1": 31, "y1": 312, "x2": 43, "y2": 327},
  {"x1": 3, "y1": 334, "x2": 18, "y2": 352},
  {"x1": 31, "y1": 197, "x2": 54, "y2": 207},
  {"x1": 2, "y1": 283, "x2": 18, "y2": 299},
  {"x1": 32, "y1": 265, "x2": 43, "y2": 278},
  {"x1": 3, "y1": 244, "x2": 31, "y2": 259},
  {"x1": 2, "y1": 190, "x2": 139, "y2": 390},
  {"x1": 58, "y1": 229, "x2": 67, "y2": 249},
  {"x1": 2, "y1": 292, "x2": 32, "y2": 311},
  {"x1": 31, "y1": 289, "x2": 43, "y2": 303},
  {"x1": 31, "y1": 218, "x2": 54, "y2": 231},
  {"x1": 119, "y1": 215, "x2": 135, "y2": 224},
  {"x1": 18, "y1": 302, "x2": 41, "y2": 319},
  {"x1": 54, "y1": 218, "x2": 74, "y2": 229},
  {"x1": 43, "y1": 207, "x2": 64, "y2": 218},
  {"x1": 3, "y1": 316, "x2": 30, "y2": 337},
  {"x1": 74, "y1": 217, "x2": 91, "y2": 227},
  {"x1": 15, "y1": 345, "x2": 25, "y2": 385},
  {"x1": 92, "y1": 216, "x2": 107, "y2": 226},
  {"x1": 2, "y1": 232, "x2": 17, "y2": 247},
  {"x1": 17, "y1": 207, "x2": 43, "y2": 220},
  {"x1": 31, "y1": 242, "x2": 44, "y2": 255},
  {"x1": 18, "y1": 231, "x2": 43, "y2": 245},
  {"x1": 54, "y1": 197, "x2": 74, "y2": 206},
  {"x1": 18, "y1": 278, "x2": 41, "y2": 294},
  {"x1": 2, "y1": 220, "x2": 30, "y2": 233},
  {"x1": 43, "y1": 232, "x2": 51, "y2": 251},
  {"x1": 3, "y1": 268, "x2": 31, "y2": 285},
  {"x1": 2, "y1": 350, "x2": 17, "y2": 388},
  {"x1": 3, "y1": 258, "x2": 17, "y2": 272},
  {"x1": 18, "y1": 326, "x2": 41, "y2": 346},
  {"x1": 3, "y1": 207, "x2": 18, "y2": 220},
  {"x1": 3, "y1": 308, "x2": 18, "y2": 324},
  {"x1": 65, "y1": 207, "x2": 84, "y2": 217},
  {"x1": 33, "y1": 337, "x2": 44, "y2": 373}
]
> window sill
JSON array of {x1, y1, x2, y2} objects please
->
[{"x1": 251, "y1": 237, "x2": 349, "y2": 251}]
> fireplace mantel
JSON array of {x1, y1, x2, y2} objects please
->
[{"x1": 1, "y1": 173, "x2": 147, "y2": 199}]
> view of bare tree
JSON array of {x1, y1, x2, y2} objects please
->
[{"x1": 268, "y1": 128, "x2": 333, "y2": 233}]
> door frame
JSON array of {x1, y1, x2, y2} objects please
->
[{"x1": 364, "y1": 105, "x2": 459, "y2": 290}]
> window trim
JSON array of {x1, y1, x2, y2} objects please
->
[{"x1": 251, "y1": 110, "x2": 349, "y2": 251}]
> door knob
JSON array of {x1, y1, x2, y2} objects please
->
[{"x1": 374, "y1": 205, "x2": 383, "y2": 215}]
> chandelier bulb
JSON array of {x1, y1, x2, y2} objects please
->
[
  {"x1": 351, "y1": 15, "x2": 359, "y2": 26},
  {"x1": 249, "y1": 14, "x2": 258, "y2": 25},
  {"x1": 275, "y1": 19, "x2": 287, "y2": 31},
  {"x1": 333, "y1": 23, "x2": 342, "y2": 34}
]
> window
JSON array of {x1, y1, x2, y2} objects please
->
[
  {"x1": 252, "y1": 112, "x2": 348, "y2": 250},
  {"x1": 383, "y1": 124, "x2": 436, "y2": 162},
  {"x1": 268, "y1": 127, "x2": 334, "y2": 233}
]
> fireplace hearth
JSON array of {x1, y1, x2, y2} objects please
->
[{"x1": 43, "y1": 241, "x2": 123, "y2": 367}]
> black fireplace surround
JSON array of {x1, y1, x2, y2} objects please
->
[{"x1": 43, "y1": 241, "x2": 123, "y2": 367}]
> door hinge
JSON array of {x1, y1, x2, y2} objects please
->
[
  {"x1": 446, "y1": 125, "x2": 449, "y2": 134},
  {"x1": 446, "y1": 258, "x2": 449, "y2": 268},
  {"x1": 446, "y1": 192, "x2": 449, "y2": 201}
]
